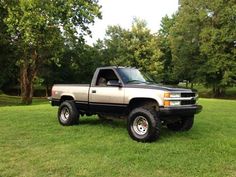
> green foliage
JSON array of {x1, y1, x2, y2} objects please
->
[
  {"x1": 73, "y1": 42, "x2": 105, "y2": 83},
  {"x1": 158, "y1": 15, "x2": 178, "y2": 84},
  {"x1": 0, "y1": 97, "x2": 236, "y2": 176},
  {"x1": 198, "y1": 0, "x2": 236, "y2": 95},
  {"x1": 0, "y1": 4, "x2": 18, "y2": 89},
  {"x1": 170, "y1": 0, "x2": 236, "y2": 95},
  {"x1": 1, "y1": 0, "x2": 101, "y2": 104},
  {"x1": 169, "y1": 1, "x2": 202, "y2": 85},
  {"x1": 1, "y1": 0, "x2": 235, "y2": 99},
  {"x1": 39, "y1": 42, "x2": 103, "y2": 90},
  {"x1": 103, "y1": 18, "x2": 163, "y2": 81}
]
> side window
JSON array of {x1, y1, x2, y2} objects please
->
[{"x1": 96, "y1": 69, "x2": 119, "y2": 86}]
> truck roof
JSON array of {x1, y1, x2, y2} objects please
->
[{"x1": 97, "y1": 66, "x2": 135, "y2": 70}]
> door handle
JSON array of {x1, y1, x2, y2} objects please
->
[{"x1": 92, "y1": 90, "x2": 96, "y2": 93}]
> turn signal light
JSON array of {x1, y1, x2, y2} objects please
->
[{"x1": 164, "y1": 101, "x2": 170, "y2": 107}]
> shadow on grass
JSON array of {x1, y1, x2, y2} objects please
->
[
  {"x1": 79, "y1": 116, "x2": 200, "y2": 141},
  {"x1": 79, "y1": 117, "x2": 127, "y2": 129}
]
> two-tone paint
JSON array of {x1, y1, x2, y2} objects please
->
[{"x1": 50, "y1": 66, "x2": 202, "y2": 117}]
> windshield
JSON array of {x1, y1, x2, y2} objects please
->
[{"x1": 116, "y1": 68, "x2": 154, "y2": 84}]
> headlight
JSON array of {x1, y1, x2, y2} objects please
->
[
  {"x1": 170, "y1": 93, "x2": 181, "y2": 98},
  {"x1": 164, "y1": 92, "x2": 181, "y2": 98},
  {"x1": 163, "y1": 92, "x2": 181, "y2": 107},
  {"x1": 164, "y1": 92, "x2": 170, "y2": 98}
]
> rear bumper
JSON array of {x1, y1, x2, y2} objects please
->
[{"x1": 159, "y1": 105, "x2": 202, "y2": 117}]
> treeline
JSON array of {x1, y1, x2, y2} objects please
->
[{"x1": 0, "y1": 0, "x2": 235, "y2": 104}]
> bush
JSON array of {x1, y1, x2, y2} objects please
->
[{"x1": 2, "y1": 87, "x2": 49, "y2": 97}]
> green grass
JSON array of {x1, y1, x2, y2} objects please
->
[
  {"x1": 0, "y1": 96, "x2": 236, "y2": 177},
  {"x1": 0, "y1": 94, "x2": 48, "y2": 106}
]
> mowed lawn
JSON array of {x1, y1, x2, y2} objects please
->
[{"x1": 0, "y1": 96, "x2": 235, "y2": 177}]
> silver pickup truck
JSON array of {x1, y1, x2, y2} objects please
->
[{"x1": 50, "y1": 66, "x2": 202, "y2": 142}]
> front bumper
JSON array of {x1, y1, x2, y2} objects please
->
[{"x1": 159, "y1": 105, "x2": 202, "y2": 117}]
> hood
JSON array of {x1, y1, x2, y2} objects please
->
[{"x1": 124, "y1": 83, "x2": 194, "y2": 92}]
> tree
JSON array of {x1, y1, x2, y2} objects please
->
[
  {"x1": 1, "y1": 0, "x2": 101, "y2": 104},
  {"x1": 171, "y1": 0, "x2": 236, "y2": 96},
  {"x1": 39, "y1": 41, "x2": 104, "y2": 96},
  {"x1": 72, "y1": 42, "x2": 105, "y2": 83},
  {"x1": 103, "y1": 18, "x2": 163, "y2": 81},
  {"x1": 0, "y1": 3, "x2": 18, "y2": 89},
  {"x1": 169, "y1": 1, "x2": 202, "y2": 88},
  {"x1": 198, "y1": 0, "x2": 236, "y2": 96},
  {"x1": 158, "y1": 14, "x2": 178, "y2": 84}
]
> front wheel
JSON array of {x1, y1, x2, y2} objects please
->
[
  {"x1": 127, "y1": 108, "x2": 161, "y2": 142},
  {"x1": 167, "y1": 116, "x2": 194, "y2": 131},
  {"x1": 58, "y1": 101, "x2": 79, "y2": 126}
]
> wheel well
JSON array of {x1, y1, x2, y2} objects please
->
[
  {"x1": 128, "y1": 98, "x2": 159, "y2": 111},
  {"x1": 60, "y1": 95, "x2": 74, "y2": 104}
]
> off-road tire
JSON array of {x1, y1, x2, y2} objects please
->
[
  {"x1": 167, "y1": 116, "x2": 194, "y2": 131},
  {"x1": 58, "y1": 101, "x2": 79, "y2": 126},
  {"x1": 127, "y1": 108, "x2": 161, "y2": 142}
]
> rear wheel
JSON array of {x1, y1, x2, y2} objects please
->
[
  {"x1": 58, "y1": 101, "x2": 79, "y2": 126},
  {"x1": 127, "y1": 108, "x2": 161, "y2": 142},
  {"x1": 167, "y1": 116, "x2": 194, "y2": 131}
]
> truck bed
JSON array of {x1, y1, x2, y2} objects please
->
[{"x1": 52, "y1": 84, "x2": 90, "y2": 102}]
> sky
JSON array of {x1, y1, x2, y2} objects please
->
[{"x1": 85, "y1": 0, "x2": 179, "y2": 45}]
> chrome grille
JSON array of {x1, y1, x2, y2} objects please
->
[
  {"x1": 181, "y1": 93, "x2": 195, "y2": 97},
  {"x1": 181, "y1": 100, "x2": 196, "y2": 105}
]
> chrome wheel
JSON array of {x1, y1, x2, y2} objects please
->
[
  {"x1": 60, "y1": 107, "x2": 70, "y2": 122},
  {"x1": 132, "y1": 116, "x2": 149, "y2": 135}
]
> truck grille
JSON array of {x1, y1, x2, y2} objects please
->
[
  {"x1": 181, "y1": 93, "x2": 196, "y2": 97},
  {"x1": 181, "y1": 100, "x2": 196, "y2": 105}
]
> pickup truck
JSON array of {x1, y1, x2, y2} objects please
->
[{"x1": 50, "y1": 66, "x2": 202, "y2": 142}]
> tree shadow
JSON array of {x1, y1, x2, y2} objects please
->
[
  {"x1": 78, "y1": 116, "x2": 202, "y2": 142},
  {"x1": 79, "y1": 117, "x2": 127, "y2": 129}
]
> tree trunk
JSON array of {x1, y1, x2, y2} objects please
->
[
  {"x1": 20, "y1": 50, "x2": 38, "y2": 105},
  {"x1": 20, "y1": 63, "x2": 35, "y2": 104},
  {"x1": 212, "y1": 86, "x2": 225, "y2": 97},
  {"x1": 190, "y1": 82, "x2": 194, "y2": 89},
  {"x1": 45, "y1": 87, "x2": 48, "y2": 97},
  {"x1": 45, "y1": 83, "x2": 49, "y2": 97},
  {"x1": 185, "y1": 81, "x2": 189, "y2": 88}
]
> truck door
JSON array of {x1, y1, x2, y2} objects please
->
[{"x1": 89, "y1": 69, "x2": 126, "y2": 113}]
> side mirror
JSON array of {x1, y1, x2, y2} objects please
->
[{"x1": 107, "y1": 80, "x2": 122, "y2": 87}]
